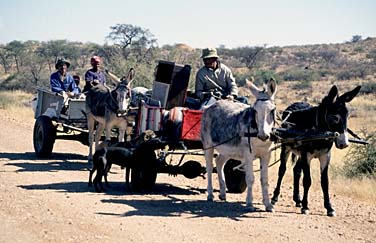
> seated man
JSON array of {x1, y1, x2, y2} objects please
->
[
  {"x1": 50, "y1": 58, "x2": 80, "y2": 98},
  {"x1": 195, "y1": 47, "x2": 248, "y2": 105},
  {"x1": 83, "y1": 56, "x2": 107, "y2": 92}
]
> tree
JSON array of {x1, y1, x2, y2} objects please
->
[
  {"x1": 37, "y1": 40, "x2": 71, "y2": 73},
  {"x1": 24, "y1": 51, "x2": 45, "y2": 85},
  {"x1": 106, "y1": 24, "x2": 157, "y2": 63},
  {"x1": 226, "y1": 45, "x2": 265, "y2": 70},
  {"x1": 0, "y1": 45, "x2": 11, "y2": 73},
  {"x1": 5, "y1": 40, "x2": 26, "y2": 72},
  {"x1": 351, "y1": 35, "x2": 362, "y2": 43}
]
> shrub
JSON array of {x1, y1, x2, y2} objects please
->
[
  {"x1": 291, "y1": 80, "x2": 311, "y2": 90},
  {"x1": 281, "y1": 68, "x2": 320, "y2": 82},
  {"x1": 343, "y1": 132, "x2": 376, "y2": 178},
  {"x1": 253, "y1": 70, "x2": 279, "y2": 85},
  {"x1": 360, "y1": 81, "x2": 376, "y2": 94}
]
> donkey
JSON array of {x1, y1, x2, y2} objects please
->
[
  {"x1": 201, "y1": 78, "x2": 277, "y2": 212},
  {"x1": 85, "y1": 68, "x2": 134, "y2": 161},
  {"x1": 271, "y1": 85, "x2": 361, "y2": 216}
]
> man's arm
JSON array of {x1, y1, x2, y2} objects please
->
[
  {"x1": 225, "y1": 69, "x2": 238, "y2": 98},
  {"x1": 195, "y1": 71, "x2": 205, "y2": 100},
  {"x1": 50, "y1": 73, "x2": 64, "y2": 93}
]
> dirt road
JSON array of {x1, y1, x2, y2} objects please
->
[{"x1": 0, "y1": 111, "x2": 375, "y2": 243}]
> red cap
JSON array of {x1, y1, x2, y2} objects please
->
[{"x1": 90, "y1": 56, "x2": 101, "y2": 64}]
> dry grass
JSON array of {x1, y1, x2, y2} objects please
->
[{"x1": 0, "y1": 90, "x2": 35, "y2": 123}]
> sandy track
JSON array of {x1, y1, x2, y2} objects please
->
[{"x1": 0, "y1": 112, "x2": 375, "y2": 243}]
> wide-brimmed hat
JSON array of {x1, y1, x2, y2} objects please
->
[
  {"x1": 201, "y1": 48, "x2": 219, "y2": 59},
  {"x1": 55, "y1": 58, "x2": 71, "y2": 69}
]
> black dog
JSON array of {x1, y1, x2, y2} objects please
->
[
  {"x1": 88, "y1": 130, "x2": 158, "y2": 192},
  {"x1": 89, "y1": 146, "x2": 134, "y2": 192}
]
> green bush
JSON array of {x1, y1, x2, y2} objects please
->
[
  {"x1": 336, "y1": 66, "x2": 369, "y2": 80},
  {"x1": 343, "y1": 132, "x2": 376, "y2": 178},
  {"x1": 291, "y1": 80, "x2": 312, "y2": 90},
  {"x1": 281, "y1": 68, "x2": 320, "y2": 82},
  {"x1": 359, "y1": 81, "x2": 376, "y2": 94},
  {"x1": 253, "y1": 70, "x2": 279, "y2": 85}
]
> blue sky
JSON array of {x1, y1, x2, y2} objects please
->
[{"x1": 0, "y1": 0, "x2": 375, "y2": 48}]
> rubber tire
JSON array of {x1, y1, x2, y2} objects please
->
[
  {"x1": 33, "y1": 116, "x2": 56, "y2": 157},
  {"x1": 131, "y1": 148, "x2": 158, "y2": 191},
  {"x1": 224, "y1": 159, "x2": 247, "y2": 193}
]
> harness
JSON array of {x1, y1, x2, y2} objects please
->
[
  {"x1": 244, "y1": 98, "x2": 276, "y2": 153},
  {"x1": 107, "y1": 83, "x2": 131, "y2": 117},
  {"x1": 203, "y1": 98, "x2": 275, "y2": 154}
]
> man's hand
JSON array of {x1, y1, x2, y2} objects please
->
[
  {"x1": 67, "y1": 91, "x2": 75, "y2": 98},
  {"x1": 225, "y1": 95, "x2": 235, "y2": 101},
  {"x1": 91, "y1": 79, "x2": 99, "y2": 86}
]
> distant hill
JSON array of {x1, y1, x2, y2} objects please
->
[{"x1": 0, "y1": 37, "x2": 375, "y2": 92}]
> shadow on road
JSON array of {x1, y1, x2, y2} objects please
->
[
  {"x1": 0, "y1": 152, "x2": 88, "y2": 172},
  {"x1": 99, "y1": 196, "x2": 268, "y2": 220},
  {"x1": 18, "y1": 181, "x2": 201, "y2": 195}
]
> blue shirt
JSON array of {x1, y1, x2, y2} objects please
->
[
  {"x1": 50, "y1": 71, "x2": 80, "y2": 94},
  {"x1": 83, "y1": 69, "x2": 106, "y2": 92}
]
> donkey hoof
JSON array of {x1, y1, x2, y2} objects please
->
[
  {"x1": 265, "y1": 205, "x2": 274, "y2": 213},
  {"x1": 327, "y1": 210, "x2": 336, "y2": 217},
  {"x1": 207, "y1": 195, "x2": 214, "y2": 202},
  {"x1": 301, "y1": 208, "x2": 310, "y2": 215},
  {"x1": 271, "y1": 198, "x2": 278, "y2": 205},
  {"x1": 218, "y1": 195, "x2": 226, "y2": 201}
]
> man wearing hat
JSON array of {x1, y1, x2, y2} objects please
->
[
  {"x1": 195, "y1": 48, "x2": 246, "y2": 104},
  {"x1": 50, "y1": 58, "x2": 80, "y2": 98},
  {"x1": 83, "y1": 55, "x2": 107, "y2": 92}
]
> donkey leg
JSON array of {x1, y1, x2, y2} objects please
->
[
  {"x1": 87, "y1": 116, "x2": 96, "y2": 162},
  {"x1": 118, "y1": 126, "x2": 126, "y2": 142},
  {"x1": 95, "y1": 123, "x2": 105, "y2": 148},
  {"x1": 245, "y1": 156, "x2": 256, "y2": 211},
  {"x1": 319, "y1": 154, "x2": 336, "y2": 217},
  {"x1": 204, "y1": 148, "x2": 215, "y2": 202},
  {"x1": 293, "y1": 157, "x2": 303, "y2": 207},
  {"x1": 272, "y1": 147, "x2": 289, "y2": 205},
  {"x1": 260, "y1": 155, "x2": 273, "y2": 212},
  {"x1": 300, "y1": 157, "x2": 311, "y2": 215},
  {"x1": 215, "y1": 155, "x2": 228, "y2": 201}
]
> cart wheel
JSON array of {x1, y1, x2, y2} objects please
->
[
  {"x1": 33, "y1": 116, "x2": 56, "y2": 157},
  {"x1": 224, "y1": 159, "x2": 247, "y2": 193},
  {"x1": 131, "y1": 148, "x2": 158, "y2": 191}
]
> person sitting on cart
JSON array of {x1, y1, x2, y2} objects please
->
[
  {"x1": 83, "y1": 55, "x2": 107, "y2": 92},
  {"x1": 73, "y1": 75, "x2": 82, "y2": 93},
  {"x1": 50, "y1": 58, "x2": 80, "y2": 98},
  {"x1": 195, "y1": 47, "x2": 248, "y2": 104}
]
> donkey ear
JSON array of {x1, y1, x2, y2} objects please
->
[
  {"x1": 246, "y1": 77, "x2": 261, "y2": 97},
  {"x1": 338, "y1": 85, "x2": 361, "y2": 103},
  {"x1": 323, "y1": 85, "x2": 338, "y2": 104},
  {"x1": 267, "y1": 78, "x2": 277, "y2": 99},
  {"x1": 127, "y1": 68, "x2": 135, "y2": 83}
]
